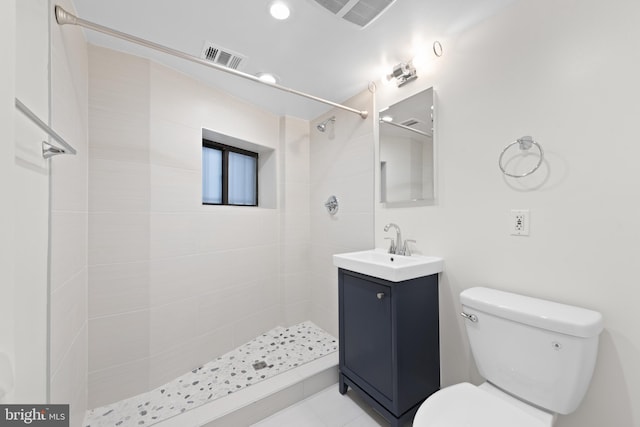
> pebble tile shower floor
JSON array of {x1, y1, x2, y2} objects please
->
[{"x1": 84, "y1": 321, "x2": 338, "y2": 427}]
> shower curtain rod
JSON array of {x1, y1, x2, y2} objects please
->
[{"x1": 54, "y1": 6, "x2": 369, "y2": 120}]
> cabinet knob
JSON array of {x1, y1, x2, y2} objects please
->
[{"x1": 376, "y1": 292, "x2": 385, "y2": 300}]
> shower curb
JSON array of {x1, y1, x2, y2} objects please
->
[{"x1": 154, "y1": 352, "x2": 339, "y2": 427}]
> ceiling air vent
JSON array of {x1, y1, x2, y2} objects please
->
[
  {"x1": 401, "y1": 118, "x2": 420, "y2": 127},
  {"x1": 312, "y1": 0, "x2": 396, "y2": 28},
  {"x1": 200, "y1": 42, "x2": 247, "y2": 70}
]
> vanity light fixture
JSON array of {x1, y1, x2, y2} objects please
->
[
  {"x1": 386, "y1": 41, "x2": 443, "y2": 87},
  {"x1": 269, "y1": 1, "x2": 291, "y2": 20},
  {"x1": 386, "y1": 62, "x2": 417, "y2": 87}
]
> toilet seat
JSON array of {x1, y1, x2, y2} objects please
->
[{"x1": 413, "y1": 383, "x2": 553, "y2": 427}]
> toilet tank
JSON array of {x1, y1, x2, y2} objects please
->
[{"x1": 460, "y1": 287, "x2": 603, "y2": 415}]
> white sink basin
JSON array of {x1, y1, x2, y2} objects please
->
[{"x1": 333, "y1": 249, "x2": 443, "y2": 282}]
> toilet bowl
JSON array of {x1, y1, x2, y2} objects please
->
[
  {"x1": 413, "y1": 287, "x2": 602, "y2": 427},
  {"x1": 413, "y1": 382, "x2": 555, "y2": 427}
]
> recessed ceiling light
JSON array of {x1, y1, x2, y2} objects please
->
[
  {"x1": 380, "y1": 115, "x2": 394, "y2": 122},
  {"x1": 269, "y1": 1, "x2": 290, "y2": 20},
  {"x1": 257, "y1": 72, "x2": 278, "y2": 84}
]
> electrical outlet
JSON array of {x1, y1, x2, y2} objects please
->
[{"x1": 510, "y1": 209, "x2": 530, "y2": 236}]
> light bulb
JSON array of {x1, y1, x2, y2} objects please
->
[
  {"x1": 269, "y1": 2, "x2": 290, "y2": 20},
  {"x1": 257, "y1": 73, "x2": 278, "y2": 84}
]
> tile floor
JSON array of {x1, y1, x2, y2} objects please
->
[{"x1": 251, "y1": 385, "x2": 393, "y2": 427}]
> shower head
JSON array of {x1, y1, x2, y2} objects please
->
[{"x1": 316, "y1": 116, "x2": 336, "y2": 133}]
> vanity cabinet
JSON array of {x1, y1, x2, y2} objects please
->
[{"x1": 338, "y1": 268, "x2": 440, "y2": 427}]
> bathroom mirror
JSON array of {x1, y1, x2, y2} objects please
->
[{"x1": 379, "y1": 88, "x2": 434, "y2": 206}]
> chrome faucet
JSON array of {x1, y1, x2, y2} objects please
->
[{"x1": 384, "y1": 223, "x2": 402, "y2": 255}]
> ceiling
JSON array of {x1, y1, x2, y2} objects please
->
[{"x1": 71, "y1": 0, "x2": 519, "y2": 120}]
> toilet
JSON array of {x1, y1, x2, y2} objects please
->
[{"x1": 413, "y1": 287, "x2": 603, "y2": 427}]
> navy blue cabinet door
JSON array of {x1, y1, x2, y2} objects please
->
[
  {"x1": 339, "y1": 268, "x2": 440, "y2": 427},
  {"x1": 342, "y1": 273, "x2": 393, "y2": 400}
]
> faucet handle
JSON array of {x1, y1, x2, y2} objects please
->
[
  {"x1": 384, "y1": 237, "x2": 396, "y2": 254},
  {"x1": 403, "y1": 239, "x2": 416, "y2": 256}
]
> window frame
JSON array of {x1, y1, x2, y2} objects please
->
[{"x1": 202, "y1": 138, "x2": 259, "y2": 206}]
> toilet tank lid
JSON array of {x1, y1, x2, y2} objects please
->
[{"x1": 460, "y1": 287, "x2": 603, "y2": 338}]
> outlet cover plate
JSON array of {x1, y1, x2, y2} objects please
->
[{"x1": 511, "y1": 209, "x2": 530, "y2": 236}]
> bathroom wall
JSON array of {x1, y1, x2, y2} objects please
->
[
  {"x1": 48, "y1": 0, "x2": 89, "y2": 424},
  {"x1": 0, "y1": 0, "x2": 16, "y2": 404},
  {"x1": 279, "y1": 116, "x2": 313, "y2": 325},
  {"x1": 375, "y1": 0, "x2": 640, "y2": 425},
  {"x1": 309, "y1": 90, "x2": 375, "y2": 337},
  {"x1": 87, "y1": 46, "x2": 299, "y2": 407},
  {"x1": 87, "y1": 46, "x2": 151, "y2": 408},
  {"x1": 11, "y1": 0, "x2": 51, "y2": 402}
]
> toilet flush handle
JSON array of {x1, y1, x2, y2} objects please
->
[{"x1": 460, "y1": 312, "x2": 478, "y2": 322}]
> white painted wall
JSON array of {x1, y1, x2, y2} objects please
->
[
  {"x1": 0, "y1": 0, "x2": 16, "y2": 405},
  {"x1": 12, "y1": 0, "x2": 50, "y2": 403},
  {"x1": 375, "y1": 0, "x2": 640, "y2": 425},
  {"x1": 49, "y1": 0, "x2": 89, "y2": 425}
]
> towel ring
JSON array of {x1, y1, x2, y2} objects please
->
[{"x1": 498, "y1": 136, "x2": 544, "y2": 178}]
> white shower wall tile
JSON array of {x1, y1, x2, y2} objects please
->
[
  {"x1": 88, "y1": 311, "x2": 150, "y2": 372},
  {"x1": 196, "y1": 287, "x2": 244, "y2": 335},
  {"x1": 50, "y1": 323, "x2": 88, "y2": 405},
  {"x1": 84, "y1": 322, "x2": 337, "y2": 427},
  {"x1": 281, "y1": 181, "x2": 311, "y2": 214},
  {"x1": 310, "y1": 212, "x2": 374, "y2": 249},
  {"x1": 50, "y1": 211, "x2": 88, "y2": 292},
  {"x1": 221, "y1": 246, "x2": 279, "y2": 286},
  {"x1": 231, "y1": 307, "x2": 285, "y2": 348},
  {"x1": 320, "y1": 173, "x2": 375, "y2": 215},
  {"x1": 281, "y1": 116, "x2": 310, "y2": 179},
  {"x1": 88, "y1": 358, "x2": 150, "y2": 410},
  {"x1": 150, "y1": 63, "x2": 279, "y2": 148},
  {"x1": 89, "y1": 108, "x2": 150, "y2": 163},
  {"x1": 89, "y1": 262, "x2": 150, "y2": 318},
  {"x1": 310, "y1": 274, "x2": 339, "y2": 318},
  {"x1": 89, "y1": 158, "x2": 150, "y2": 213},
  {"x1": 282, "y1": 242, "x2": 310, "y2": 272},
  {"x1": 50, "y1": 269, "x2": 88, "y2": 376},
  {"x1": 149, "y1": 298, "x2": 200, "y2": 355},
  {"x1": 149, "y1": 337, "x2": 202, "y2": 389},
  {"x1": 89, "y1": 212, "x2": 150, "y2": 265},
  {"x1": 150, "y1": 165, "x2": 201, "y2": 213},
  {"x1": 283, "y1": 301, "x2": 313, "y2": 328},
  {"x1": 89, "y1": 46, "x2": 150, "y2": 116},
  {"x1": 149, "y1": 119, "x2": 201, "y2": 171},
  {"x1": 240, "y1": 281, "x2": 281, "y2": 316},
  {"x1": 87, "y1": 49, "x2": 289, "y2": 408},
  {"x1": 149, "y1": 255, "x2": 208, "y2": 307},
  {"x1": 280, "y1": 213, "x2": 311, "y2": 243},
  {"x1": 194, "y1": 328, "x2": 236, "y2": 369},
  {"x1": 149, "y1": 213, "x2": 200, "y2": 259},
  {"x1": 193, "y1": 210, "x2": 276, "y2": 245},
  {"x1": 283, "y1": 273, "x2": 312, "y2": 305},
  {"x1": 310, "y1": 304, "x2": 339, "y2": 339}
]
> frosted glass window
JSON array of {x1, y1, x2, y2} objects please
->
[
  {"x1": 202, "y1": 139, "x2": 258, "y2": 206},
  {"x1": 202, "y1": 146, "x2": 222, "y2": 204},
  {"x1": 228, "y1": 152, "x2": 257, "y2": 205}
]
